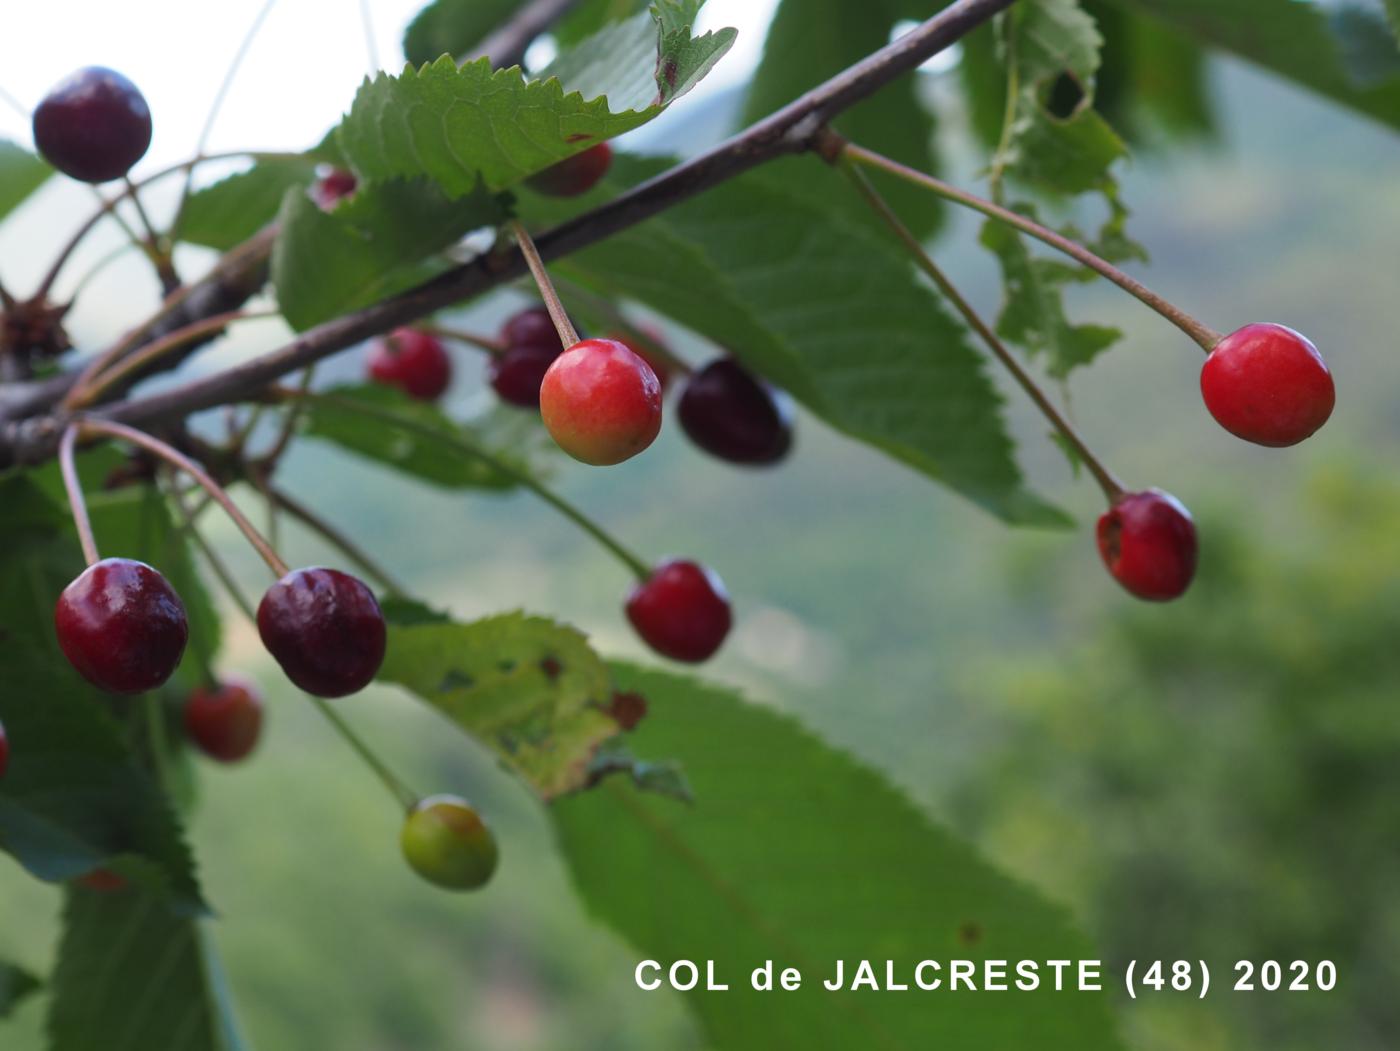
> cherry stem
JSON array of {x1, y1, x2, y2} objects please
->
[
  {"x1": 508, "y1": 218, "x2": 580, "y2": 347},
  {"x1": 256, "y1": 365, "x2": 315, "y2": 468},
  {"x1": 68, "y1": 309, "x2": 275, "y2": 410},
  {"x1": 273, "y1": 387, "x2": 653, "y2": 581},
  {"x1": 552, "y1": 274, "x2": 694, "y2": 376},
  {"x1": 57, "y1": 426, "x2": 100, "y2": 565},
  {"x1": 425, "y1": 325, "x2": 506, "y2": 356},
  {"x1": 836, "y1": 137, "x2": 1224, "y2": 353},
  {"x1": 74, "y1": 418, "x2": 291, "y2": 578},
  {"x1": 265, "y1": 484, "x2": 409, "y2": 598},
  {"x1": 837, "y1": 157, "x2": 1127, "y2": 503},
  {"x1": 170, "y1": 481, "x2": 420, "y2": 812},
  {"x1": 34, "y1": 148, "x2": 300, "y2": 300}
]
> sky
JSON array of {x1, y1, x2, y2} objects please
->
[{"x1": 0, "y1": 0, "x2": 779, "y2": 171}]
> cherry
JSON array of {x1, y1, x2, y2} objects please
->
[
  {"x1": 527, "y1": 142, "x2": 612, "y2": 197},
  {"x1": 368, "y1": 327, "x2": 452, "y2": 401},
  {"x1": 312, "y1": 167, "x2": 358, "y2": 210},
  {"x1": 489, "y1": 342, "x2": 561, "y2": 408},
  {"x1": 1200, "y1": 323, "x2": 1334, "y2": 447},
  {"x1": 625, "y1": 560, "x2": 732, "y2": 663},
  {"x1": 400, "y1": 795, "x2": 499, "y2": 891},
  {"x1": 0, "y1": 719, "x2": 8, "y2": 779},
  {"x1": 184, "y1": 679, "x2": 264, "y2": 763},
  {"x1": 54, "y1": 558, "x2": 188, "y2": 694},
  {"x1": 257, "y1": 567, "x2": 386, "y2": 698},
  {"x1": 678, "y1": 358, "x2": 793, "y2": 465},
  {"x1": 500, "y1": 305, "x2": 562, "y2": 350},
  {"x1": 610, "y1": 330, "x2": 673, "y2": 393},
  {"x1": 32, "y1": 67, "x2": 152, "y2": 183},
  {"x1": 539, "y1": 338, "x2": 662, "y2": 465},
  {"x1": 1096, "y1": 489, "x2": 1197, "y2": 601}
]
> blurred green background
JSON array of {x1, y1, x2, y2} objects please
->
[{"x1": 4, "y1": 13, "x2": 1400, "y2": 1051}]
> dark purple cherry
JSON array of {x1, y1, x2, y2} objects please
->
[
  {"x1": 33, "y1": 67, "x2": 152, "y2": 183},
  {"x1": 678, "y1": 358, "x2": 793, "y2": 465},
  {"x1": 257, "y1": 567, "x2": 386, "y2": 698},
  {"x1": 54, "y1": 558, "x2": 188, "y2": 694}
]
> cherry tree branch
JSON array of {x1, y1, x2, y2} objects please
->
[
  {"x1": 0, "y1": 0, "x2": 1015, "y2": 468},
  {"x1": 470, "y1": 0, "x2": 583, "y2": 69}
]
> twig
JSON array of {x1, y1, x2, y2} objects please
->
[{"x1": 470, "y1": 0, "x2": 582, "y2": 69}]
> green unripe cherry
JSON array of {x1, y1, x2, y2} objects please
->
[{"x1": 400, "y1": 795, "x2": 499, "y2": 891}]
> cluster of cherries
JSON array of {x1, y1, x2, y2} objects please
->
[{"x1": 12, "y1": 60, "x2": 1340, "y2": 896}]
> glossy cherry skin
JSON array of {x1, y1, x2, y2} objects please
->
[
  {"x1": 54, "y1": 558, "x2": 188, "y2": 694},
  {"x1": 368, "y1": 327, "x2": 452, "y2": 401},
  {"x1": 678, "y1": 358, "x2": 793, "y2": 465},
  {"x1": 500, "y1": 305, "x2": 563, "y2": 351},
  {"x1": 1096, "y1": 489, "x2": 1197, "y2": 602},
  {"x1": 610, "y1": 330, "x2": 672, "y2": 393},
  {"x1": 625, "y1": 560, "x2": 732, "y2": 663},
  {"x1": 32, "y1": 67, "x2": 152, "y2": 183},
  {"x1": 527, "y1": 142, "x2": 612, "y2": 197},
  {"x1": 540, "y1": 338, "x2": 662, "y2": 465},
  {"x1": 312, "y1": 168, "x2": 358, "y2": 210},
  {"x1": 489, "y1": 342, "x2": 561, "y2": 408},
  {"x1": 184, "y1": 679, "x2": 264, "y2": 763},
  {"x1": 0, "y1": 719, "x2": 8, "y2": 779},
  {"x1": 1201, "y1": 323, "x2": 1334, "y2": 447},
  {"x1": 257, "y1": 567, "x2": 386, "y2": 698},
  {"x1": 401, "y1": 795, "x2": 499, "y2": 891}
]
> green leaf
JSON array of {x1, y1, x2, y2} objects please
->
[
  {"x1": 0, "y1": 140, "x2": 50, "y2": 224},
  {"x1": 0, "y1": 962, "x2": 41, "y2": 1019},
  {"x1": 335, "y1": 7, "x2": 734, "y2": 196},
  {"x1": 1388, "y1": 0, "x2": 1400, "y2": 41},
  {"x1": 1107, "y1": 0, "x2": 1400, "y2": 129},
  {"x1": 555, "y1": 0, "x2": 650, "y2": 48},
  {"x1": 376, "y1": 609, "x2": 624, "y2": 798},
  {"x1": 554, "y1": 664, "x2": 1125, "y2": 1049},
  {"x1": 980, "y1": 212, "x2": 1121, "y2": 378},
  {"x1": 402, "y1": 0, "x2": 523, "y2": 66},
  {"x1": 300, "y1": 383, "x2": 536, "y2": 490},
  {"x1": 525, "y1": 156, "x2": 1066, "y2": 526},
  {"x1": 271, "y1": 178, "x2": 503, "y2": 331},
  {"x1": 0, "y1": 475, "x2": 205, "y2": 908},
  {"x1": 178, "y1": 158, "x2": 318, "y2": 250},
  {"x1": 48, "y1": 889, "x2": 247, "y2": 1051},
  {"x1": 742, "y1": 0, "x2": 942, "y2": 237}
]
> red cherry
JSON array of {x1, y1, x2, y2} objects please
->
[
  {"x1": 32, "y1": 67, "x2": 152, "y2": 183},
  {"x1": 0, "y1": 719, "x2": 9, "y2": 779},
  {"x1": 54, "y1": 558, "x2": 188, "y2": 694},
  {"x1": 77, "y1": 868, "x2": 127, "y2": 892},
  {"x1": 1200, "y1": 323, "x2": 1334, "y2": 447},
  {"x1": 257, "y1": 567, "x2": 386, "y2": 698},
  {"x1": 610, "y1": 330, "x2": 672, "y2": 393},
  {"x1": 488, "y1": 342, "x2": 561, "y2": 408},
  {"x1": 500, "y1": 305, "x2": 563, "y2": 351},
  {"x1": 1096, "y1": 489, "x2": 1197, "y2": 601},
  {"x1": 527, "y1": 142, "x2": 612, "y2": 197},
  {"x1": 368, "y1": 328, "x2": 452, "y2": 401},
  {"x1": 539, "y1": 338, "x2": 662, "y2": 465},
  {"x1": 678, "y1": 357, "x2": 793, "y2": 465},
  {"x1": 625, "y1": 560, "x2": 732, "y2": 663},
  {"x1": 184, "y1": 679, "x2": 264, "y2": 763},
  {"x1": 313, "y1": 167, "x2": 358, "y2": 210}
]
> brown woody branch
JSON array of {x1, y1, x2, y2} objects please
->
[{"x1": 0, "y1": 0, "x2": 1014, "y2": 468}]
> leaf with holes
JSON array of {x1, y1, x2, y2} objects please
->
[
  {"x1": 178, "y1": 157, "x2": 319, "y2": 250},
  {"x1": 48, "y1": 889, "x2": 247, "y2": 1051},
  {"x1": 554, "y1": 664, "x2": 1125, "y2": 1049},
  {"x1": 524, "y1": 155, "x2": 1066, "y2": 526},
  {"x1": 376, "y1": 609, "x2": 624, "y2": 798},
  {"x1": 335, "y1": 3, "x2": 734, "y2": 196}
]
